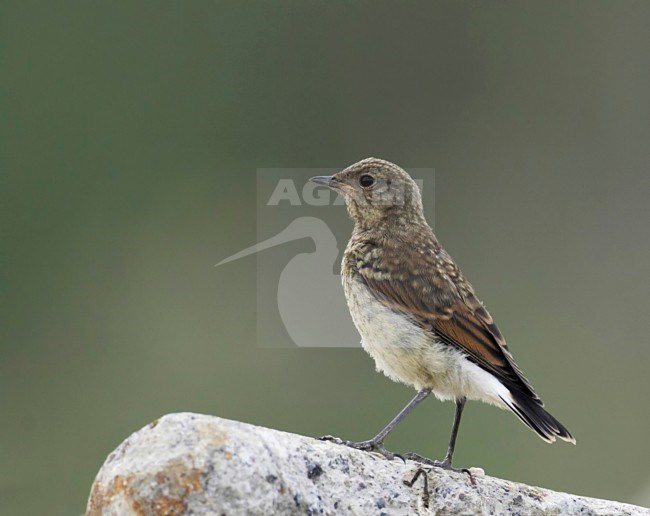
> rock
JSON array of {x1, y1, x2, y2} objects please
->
[{"x1": 87, "y1": 413, "x2": 649, "y2": 515}]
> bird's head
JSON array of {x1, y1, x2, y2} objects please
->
[{"x1": 310, "y1": 158, "x2": 425, "y2": 228}]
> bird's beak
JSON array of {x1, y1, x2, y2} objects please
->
[{"x1": 309, "y1": 175, "x2": 336, "y2": 188}]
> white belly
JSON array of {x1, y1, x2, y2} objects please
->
[{"x1": 344, "y1": 277, "x2": 510, "y2": 408}]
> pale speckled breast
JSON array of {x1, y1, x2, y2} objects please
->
[
  {"x1": 342, "y1": 272, "x2": 454, "y2": 390},
  {"x1": 342, "y1": 271, "x2": 511, "y2": 407}
]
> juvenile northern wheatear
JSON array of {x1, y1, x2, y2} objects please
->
[{"x1": 311, "y1": 158, "x2": 574, "y2": 474}]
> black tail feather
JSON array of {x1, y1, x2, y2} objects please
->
[{"x1": 500, "y1": 391, "x2": 575, "y2": 444}]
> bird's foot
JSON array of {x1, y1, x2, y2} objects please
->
[
  {"x1": 318, "y1": 435, "x2": 403, "y2": 462},
  {"x1": 402, "y1": 452, "x2": 476, "y2": 485}
]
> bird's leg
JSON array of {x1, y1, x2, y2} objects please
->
[
  {"x1": 319, "y1": 388, "x2": 432, "y2": 461},
  {"x1": 403, "y1": 397, "x2": 475, "y2": 484},
  {"x1": 440, "y1": 396, "x2": 465, "y2": 467}
]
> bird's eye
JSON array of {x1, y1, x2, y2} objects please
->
[{"x1": 359, "y1": 174, "x2": 375, "y2": 188}]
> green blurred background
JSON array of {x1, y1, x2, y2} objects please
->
[{"x1": 2, "y1": 1, "x2": 650, "y2": 514}]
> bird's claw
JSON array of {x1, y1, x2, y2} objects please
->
[
  {"x1": 318, "y1": 435, "x2": 402, "y2": 461},
  {"x1": 402, "y1": 452, "x2": 476, "y2": 485},
  {"x1": 318, "y1": 435, "x2": 345, "y2": 445},
  {"x1": 394, "y1": 452, "x2": 407, "y2": 464}
]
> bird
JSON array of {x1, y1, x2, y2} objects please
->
[{"x1": 310, "y1": 157, "x2": 575, "y2": 474}]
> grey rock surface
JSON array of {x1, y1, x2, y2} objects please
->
[{"x1": 87, "y1": 413, "x2": 648, "y2": 515}]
